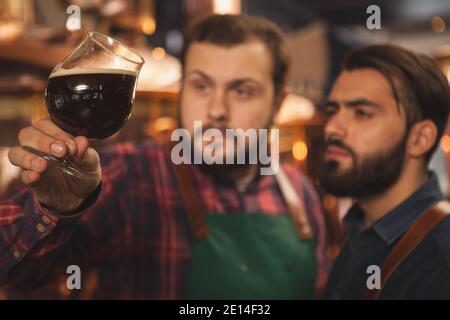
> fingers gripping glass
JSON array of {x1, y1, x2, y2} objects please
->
[
  {"x1": 23, "y1": 146, "x2": 84, "y2": 177},
  {"x1": 25, "y1": 32, "x2": 144, "y2": 177}
]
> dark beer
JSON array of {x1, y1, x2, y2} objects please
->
[{"x1": 45, "y1": 69, "x2": 137, "y2": 139}]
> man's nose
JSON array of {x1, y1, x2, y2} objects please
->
[
  {"x1": 207, "y1": 89, "x2": 228, "y2": 124},
  {"x1": 324, "y1": 110, "x2": 348, "y2": 140}
]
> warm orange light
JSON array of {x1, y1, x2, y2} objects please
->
[
  {"x1": 431, "y1": 16, "x2": 446, "y2": 33},
  {"x1": 152, "y1": 47, "x2": 166, "y2": 60},
  {"x1": 141, "y1": 17, "x2": 156, "y2": 35},
  {"x1": 213, "y1": 0, "x2": 241, "y2": 14},
  {"x1": 441, "y1": 134, "x2": 450, "y2": 153},
  {"x1": 153, "y1": 117, "x2": 177, "y2": 132},
  {"x1": 275, "y1": 93, "x2": 315, "y2": 125},
  {"x1": 292, "y1": 140, "x2": 308, "y2": 161},
  {"x1": 58, "y1": 278, "x2": 71, "y2": 297}
]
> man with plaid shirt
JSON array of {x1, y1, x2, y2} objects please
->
[{"x1": 0, "y1": 14, "x2": 329, "y2": 299}]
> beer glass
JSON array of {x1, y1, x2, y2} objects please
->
[{"x1": 25, "y1": 32, "x2": 144, "y2": 177}]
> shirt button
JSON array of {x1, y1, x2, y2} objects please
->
[
  {"x1": 42, "y1": 215, "x2": 51, "y2": 225},
  {"x1": 301, "y1": 226, "x2": 312, "y2": 237},
  {"x1": 286, "y1": 261, "x2": 296, "y2": 269},
  {"x1": 36, "y1": 223, "x2": 47, "y2": 233},
  {"x1": 240, "y1": 264, "x2": 248, "y2": 272},
  {"x1": 298, "y1": 216, "x2": 307, "y2": 224}
]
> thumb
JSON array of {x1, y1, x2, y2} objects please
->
[{"x1": 77, "y1": 147, "x2": 100, "y2": 173}]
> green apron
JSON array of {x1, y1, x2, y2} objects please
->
[
  {"x1": 172, "y1": 161, "x2": 318, "y2": 300},
  {"x1": 187, "y1": 213, "x2": 317, "y2": 299}
]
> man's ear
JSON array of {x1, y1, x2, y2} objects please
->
[{"x1": 407, "y1": 120, "x2": 438, "y2": 158}]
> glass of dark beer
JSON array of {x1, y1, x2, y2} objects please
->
[{"x1": 25, "y1": 32, "x2": 144, "y2": 177}]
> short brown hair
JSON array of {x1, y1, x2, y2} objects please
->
[
  {"x1": 343, "y1": 44, "x2": 450, "y2": 162},
  {"x1": 181, "y1": 14, "x2": 291, "y2": 101}
]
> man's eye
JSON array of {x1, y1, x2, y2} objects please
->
[
  {"x1": 235, "y1": 86, "x2": 253, "y2": 98},
  {"x1": 323, "y1": 106, "x2": 337, "y2": 115},
  {"x1": 192, "y1": 81, "x2": 209, "y2": 91},
  {"x1": 355, "y1": 109, "x2": 371, "y2": 118}
]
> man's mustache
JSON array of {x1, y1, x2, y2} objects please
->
[
  {"x1": 324, "y1": 138, "x2": 355, "y2": 157},
  {"x1": 197, "y1": 124, "x2": 227, "y2": 135}
]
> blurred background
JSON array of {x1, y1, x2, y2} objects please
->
[{"x1": 1, "y1": 0, "x2": 450, "y2": 299}]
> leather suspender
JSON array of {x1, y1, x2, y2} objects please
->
[
  {"x1": 365, "y1": 201, "x2": 450, "y2": 299},
  {"x1": 275, "y1": 168, "x2": 314, "y2": 240},
  {"x1": 165, "y1": 142, "x2": 208, "y2": 239},
  {"x1": 171, "y1": 161, "x2": 209, "y2": 239}
]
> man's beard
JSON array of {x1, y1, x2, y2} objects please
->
[
  {"x1": 318, "y1": 134, "x2": 407, "y2": 198},
  {"x1": 191, "y1": 133, "x2": 255, "y2": 181},
  {"x1": 178, "y1": 108, "x2": 275, "y2": 182}
]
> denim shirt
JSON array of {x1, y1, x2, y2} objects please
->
[{"x1": 326, "y1": 172, "x2": 450, "y2": 299}]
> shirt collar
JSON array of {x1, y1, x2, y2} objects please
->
[
  {"x1": 343, "y1": 172, "x2": 443, "y2": 245},
  {"x1": 193, "y1": 164, "x2": 276, "y2": 193}
]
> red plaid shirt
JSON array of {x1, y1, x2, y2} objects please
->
[{"x1": 0, "y1": 140, "x2": 329, "y2": 299}]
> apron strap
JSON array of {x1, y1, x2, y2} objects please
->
[
  {"x1": 275, "y1": 168, "x2": 314, "y2": 240},
  {"x1": 165, "y1": 142, "x2": 208, "y2": 239},
  {"x1": 365, "y1": 200, "x2": 450, "y2": 300},
  {"x1": 165, "y1": 142, "x2": 314, "y2": 241}
]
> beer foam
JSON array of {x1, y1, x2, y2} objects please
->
[{"x1": 49, "y1": 68, "x2": 137, "y2": 78}]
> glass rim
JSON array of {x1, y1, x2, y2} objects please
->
[{"x1": 88, "y1": 31, "x2": 145, "y2": 66}]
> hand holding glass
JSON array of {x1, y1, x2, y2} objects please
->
[{"x1": 25, "y1": 32, "x2": 144, "y2": 177}]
